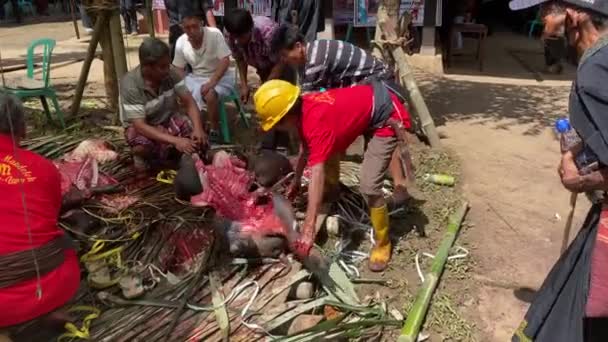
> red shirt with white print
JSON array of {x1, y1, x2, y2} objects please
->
[{"x1": 0, "y1": 135, "x2": 79, "y2": 327}]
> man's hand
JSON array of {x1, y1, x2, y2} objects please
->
[
  {"x1": 559, "y1": 151, "x2": 582, "y2": 192},
  {"x1": 191, "y1": 129, "x2": 208, "y2": 149},
  {"x1": 239, "y1": 82, "x2": 250, "y2": 104},
  {"x1": 200, "y1": 82, "x2": 214, "y2": 98},
  {"x1": 173, "y1": 137, "x2": 197, "y2": 154},
  {"x1": 286, "y1": 178, "x2": 301, "y2": 200},
  {"x1": 292, "y1": 221, "x2": 315, "y2": 259}
]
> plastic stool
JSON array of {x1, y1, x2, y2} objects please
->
[{"x1": 218, "y1": 90, "x2": 250, "y2": 143}]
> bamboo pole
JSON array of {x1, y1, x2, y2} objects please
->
[
  {"x1": 398, "y1": 202, "x2": 469, "y2": 342},
  {"x1": 71, "y1": 12, "x2": 108, "y2": 117},
  {"x1": 375, "y1": 0, "x2": 442, "y2": 148}
]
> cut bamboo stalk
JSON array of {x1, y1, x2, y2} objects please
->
[
  {"x1": 398, "y1": 202, "x2": 469, "y2": 342},
  {"x1": 71, "y1": 12, "x2": 108, "y2": 117}
]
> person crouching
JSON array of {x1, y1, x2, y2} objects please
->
[
  {"x1": 254, "y1": 80, "x2": 412, "y2": 271},
  {"x1": 119, "y1": 37, "x2": 206, "y2": 172}
]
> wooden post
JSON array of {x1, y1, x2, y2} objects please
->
[
  {"x1": 99, "y1": 14, "x2": 119, "y2": 111},
  {"x1": 145, "y1": 0, "x2": 155, "y2": 38},
  {"x1": 375, "y1": 0, "x2": 442, "y2": 148},
  {"x1": 110, "y1": 10, "x2": 128, "y2": 78},
  {"x1": 109, "y1": 10, "x2": 128, "y2": 123},
  {"x1": 71, "y1": 13, "x2": 108, "y2": 117}
]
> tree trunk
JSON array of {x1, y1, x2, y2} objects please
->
[
  {"x1": 71, "y1": 12, "x2": 108, "y2": 117},
  {"x1": 375, "y1": 0, "x2": 441, "y2": 148},
  {"x1": 99, "y1": 13, "x2": 118, "y2": 111}
]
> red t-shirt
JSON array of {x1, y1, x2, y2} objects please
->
[
  {"x1": 0, "y1": 135, "x2": 79, "y2": 327},
  {"x1": 300, "y1": 85, "x2": 411, "y2": 166}
]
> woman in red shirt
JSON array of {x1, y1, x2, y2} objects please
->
[{"x1": 0, "y1": 95, "x2": 80, "y2": 337}]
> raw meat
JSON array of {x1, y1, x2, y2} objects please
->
[
  {"x1": 190, "y1": 151, "x2": 287, "y2": 256},
  {"x1": 55, "y1": 140, "x2": 137, "y2": 212},
  {"x1": 63, "y1": 139, "x2": 118, "y2": 164}
]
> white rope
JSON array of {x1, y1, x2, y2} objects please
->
[{"x1": 415, "y1": 247, "x2": 470, "y2": 283}]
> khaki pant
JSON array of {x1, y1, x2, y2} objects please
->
[
  {"x1": 323, "y1": 154, "x2": 342, "y2": 203},
  {"x1": 0, "y1": 331, "x2": 13, "y2": 342},
  {"x1": 360, "y1": 135, "x2": 398, "y2": 196}
]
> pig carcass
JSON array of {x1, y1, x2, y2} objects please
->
[
  {"x1": 55, "y1": 139, "x2": 137, "y2": 213},
  {"x1": 189, "y1": 151, "x2": 289, "y2": 257}
]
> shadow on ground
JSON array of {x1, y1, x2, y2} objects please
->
[{"x1": 417, "y1": 73, "x2": 571, "y2": 136}]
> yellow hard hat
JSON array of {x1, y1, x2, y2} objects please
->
[{"x1": 254, "y1": 80, "x2": 301, "y2": 131}]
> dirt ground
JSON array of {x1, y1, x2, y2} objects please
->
[{"x1": 0, "y1": 17, "x2": 591, "y2": 341}]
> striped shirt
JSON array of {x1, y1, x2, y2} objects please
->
[{"x1": 300, "y1": 40, "x2": 393, "y2": 92}]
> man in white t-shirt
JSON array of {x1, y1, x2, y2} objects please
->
[{"x1": 173, "y1": 13, "x2": 236, "y2": 142}]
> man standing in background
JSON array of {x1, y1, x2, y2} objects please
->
[
  {"x1": 541, "y1": 2, "x2": 567, "y2": 73},
  {"x1": 272, "y1": 0, "x2": 324, "y2": 42},
  {"x1": 120, "y1": 0, "x2": 139, "y2": 35}
]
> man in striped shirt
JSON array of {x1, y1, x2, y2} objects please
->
[
  {"x1": 271, "y1": 24, "x2": 411, "y2": 207},
  {"x1": 271, "y1": 24, "x2": 405, "y2": 99}
]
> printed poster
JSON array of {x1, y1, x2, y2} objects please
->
[
  {"x1": 238, "y1": 0, "x2": 272, "y2": 16},
  {"x1": 212, "y1": 0, "x2": 271, "y2": 16},
  {"x1": 353, "y1": 0, "x2": 426, "y2": 27}
]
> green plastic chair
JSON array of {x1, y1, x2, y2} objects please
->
[
  {"x1": 218, "y1": 90, "x2": 250, "y2": 143},
  {"x1": 18, "y1": 0, "x2": 36, "y2": 16},
  {"x1": 527, "y1": 9, "x2": 543, "y2": 38},
  {"x1": 1, "y1": 38, "x2": 66, "y2": 128}
]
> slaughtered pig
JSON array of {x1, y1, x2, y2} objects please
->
[
  {"x1": 251, "y1": 150, "x2": 293, "y2": 188},
  {"x1": 189, "y1": 151, "x2": 290, "y2": 258}
]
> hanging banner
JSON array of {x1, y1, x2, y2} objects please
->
[
  {"x1": 212, "y1": 0, "x2": 271, "y2": 16},
  {"x1": 353, "y1": 0, "x2": 426, "y2": 27}
]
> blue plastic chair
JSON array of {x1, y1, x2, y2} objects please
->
[{"x1": 1, "y1": 38, "x2": 66, "y2": 128}]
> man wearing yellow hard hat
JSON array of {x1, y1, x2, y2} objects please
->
[{"x1": 254, "y1": 79, "x2": 412, "y2": 271}]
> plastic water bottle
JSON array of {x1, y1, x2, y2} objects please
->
[{"x1": 555, "y1": 118, "x2": 581, "y2": 152}]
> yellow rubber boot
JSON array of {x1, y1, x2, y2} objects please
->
[{"x1": 369, "y1": 205, "x2": 392, "y2": 272}]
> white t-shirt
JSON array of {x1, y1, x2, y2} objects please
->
[{"x1": 173, "y1": 26, "x2": 232, "y2": 79}]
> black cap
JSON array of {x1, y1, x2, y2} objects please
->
[{"x1": 509, "y1": 0, "x2": 608, "y2": 16}]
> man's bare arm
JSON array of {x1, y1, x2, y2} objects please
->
[
  {"x1": 206, "y1": 9, "x2": 217, "y2": 27},
  {"x1": 236, "y1": 59, "x2": 248, "y2": 86},
  {"x1": 303, "y1": 163, "x2": 325, "y2": 239},
  {"x1": 177, "y1": 90, "x2": 204, "y2": 135},
  {"x1": 173, "y1": 66, "x2": 187, "y2": 79},
  {"x1": 207, "y1": 56, "x2": 230, "y2": 87},
  {"x1": 267, "y1": 62, "x2": 285, "y2": 81}
]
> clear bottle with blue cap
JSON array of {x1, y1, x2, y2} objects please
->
[{"x1": 555, "y1": 118, "x2": 581, "y2": 152}]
